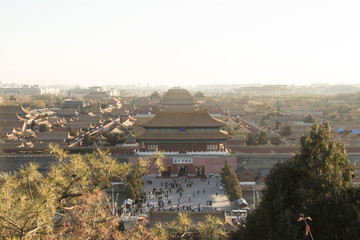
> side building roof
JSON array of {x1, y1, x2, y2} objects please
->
[{"x1": 0, "y1": 105, "x2": 32, "y2": 117}]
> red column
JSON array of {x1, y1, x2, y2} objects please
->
[{"x1": 170, "y1": 164, "x2": 178, "y2": 177}]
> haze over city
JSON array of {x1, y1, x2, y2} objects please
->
[
  {"x1": 1, "y1": 0, "x2": 360, "y2": 87},
  {"x1": 1, "y1": 1, "x2": 360, "y2": 235}
]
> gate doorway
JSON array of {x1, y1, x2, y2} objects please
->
[
  {"x1": 195, "y1": 166, "x2": 205, "y2": 177},
  {"x1": 178, "y1": 165, "x2": 188, "y2": 177},
  {"x1": 161, "y1": 167, "x2": 171, "y2": 177}
]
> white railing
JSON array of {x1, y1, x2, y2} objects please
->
[
  {"x1": 186, "y1": 151, "x2": 228, "y2": 156},
  {"x1": 136, "y1": 150, "x2": 229, "y2": 156},
  {"x1": 115, "y1": 143, "x2": 139, "y2": 147},
  {"x1": 137, "y1": 151, "x2": 180, "y2": 156}
]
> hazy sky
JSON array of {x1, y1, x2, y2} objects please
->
[{"x1": 1, "y1": 0, "x2": 360, "y2": 87}]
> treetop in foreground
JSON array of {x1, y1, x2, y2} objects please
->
[
  {"x1": 232, "y1": 122, "x2": 360, "y2": 240},
  {"x1": 0, "y1": 144, "x2": 164, "y2": 239}
]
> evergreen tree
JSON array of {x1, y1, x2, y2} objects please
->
[
  {"x1": 257, "y1": 131, "x2": 269, "y2": 145},
  {"x1": 274, "y1": 120, "x2": 281, "y2": 130},
  {"x1": 303, "y1": 114, "x2": 314, "y2": 123},
  {"x1": 197, "y1": 215, "x2": 227, "y2": 240},
  {"x1": 125, "y1": 183, "x2": 137, "y2": 200},
  {"x1": 67, "y1": 126, "x2": 77, "y2": 137},
  {"x1": 232, "y1": 122, "x2": 359, "y2": 240},
  {"x1": 39, "y1": 123, "x2": 49, "y2": 132},
  {"x1": 82, "y1": 133, "x2": 93, "y2": 146},
  {"x1": 0, "y1": 144, "x2": 165, "y2": 239},
  {"x1": 246, "y1": 133, "x2": 258, "y2": 145},
  {"x1": 279, "y1": 124, "x2": 292, "y2": 137},
  {"x1": 221, "y1": 160, "x2": 242, "y2": 201}
]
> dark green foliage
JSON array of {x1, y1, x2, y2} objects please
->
[
  {"x1": 79, "y1": 105, "x2": 91, "y2": 115},
  {"x1": 67, "y1": 126, "x2": 77, "y2": 136},
  {"x1": 223, "y1": 125, "x2": 235, "y2": 135},
  {"x1": 30, "y1": 120, "x2": 36, "y2": 130},
  {"x1": 279, "y1": 124, "x2": 292, "y2": 137},
  {"x1": 118, "y1": 220, "x2": 125, "y2": 231},
  {"x1": 221, "y1": 160, "x2": 242, "y2": 201},
  {"x1": 246, "y1": 133, "x2": 258, "y2": 145},
  {"x1": 39, "y1": 123, "x2": 49, "y2": 132},
  {"x1": 303, "y1": 114, "x2": 314, "y2": 123},
  {"x1": 108, "y1": 133, "x2": 124, "y2": 146},
  {"x1": 0, "y1": 145, "x2": 165, "y2": 238},
  {"x1": 125, "y1": 183, "x2": 137, "y2": 200},
  {"x1": 274, "y1": 120, "x2": 281, "y2": 130},
  {"x1": 257, "y1": 131, "x2": 269, "y2": 145},
  {"x1": 338, "y1": 104, "x2": 352, "y2": 113},
  {"x1": 125, "y1": 159, "x2": 145, "y2": 199},
  {"x1": 246, "y1": 132, "x2": 268, "y2": 145},
  {"x1": 260, "y1": 119, "x2": 267, "y2": 127},
  {"x1": 232, "y1": 122, "x2": 360, "y2": 240},
  {"x1": 82, "y1": 133, "x2": 94, "y2": 146}
]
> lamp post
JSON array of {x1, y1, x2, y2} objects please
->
[
  {"x1": 112, "y1": 187, "x2": 115, "y2": 216},
  {"x1": 116, "y1": 193, "x2": 119, "y2": 216}
]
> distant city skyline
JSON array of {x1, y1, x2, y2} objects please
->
[{"x1": 1, "y1": 1, "x2": 360, "y2": 87}]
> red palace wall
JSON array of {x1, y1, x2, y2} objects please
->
[{"x1": 129, "y1": 156, "x2": 236, "y2": 177}]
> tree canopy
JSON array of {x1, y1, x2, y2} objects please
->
[
  {"x1": 279, "y1": 124, "x2": 292, "y2": 137},
  {"x1": 221, "y1": 160, "x2": 242, "y2": 201},
  {"x1": 39, "y1": 124, "x2": 49, "y2": 132},
  {"x1": 0, "y1": 144, "x2": 165, "y2": 239},
  {"x1": 246, "y1": 132, "x2": 269, "y2": 145},
  {"x1": 232, "y1": 122, "x2": 360, "y2": 240},
  {"x1": 82, "y1": 133, "x2": 94, "y2": 146},
  {"x1": 303, "y1": 114, "x2": 314, "y2": 123}
]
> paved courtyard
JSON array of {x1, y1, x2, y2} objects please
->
[
  {"x1": 121, "y1": 176, "x2": 257, "y2": 229},
  {"x1": 141, "y1": 176, "x2": 234, "y2": 212}
]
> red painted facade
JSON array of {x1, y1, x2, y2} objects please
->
[
  {"x1": 129, "y1": 156, "x2": 237, "y2": 177},
  {"x1": 140, "y1": 142, "x2": 226, "y2": 153}
]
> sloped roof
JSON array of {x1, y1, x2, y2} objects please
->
[
  {"x1": 55, "y1": 109, "x2": 77, "y2": 116},
  {"x1": 122, "y1": 117, "x2": 136, "y2": 127},
  {"x1": 88, "y1": 105, "x2": 103, "y2": 113},
  {"x1": 67, "y1": 122, "x2": 91, "y2": 129},
  {"x1": 76, "y1": 115, "x2": 101, "y2": 122},
  {"x1": 0, "y1": 105, "x2": 32, "y2": 116},
  {"x1": 224, "y1": 117, "x2": 238, "y2": 128},
  {"x1": 258, "y1": 168, "x2": 271, "y2": 177},
  {"x1": 159, "y1": 88, "x2": 196, "y2": 112},
  {"x1": 234, "y1": 126, "x2": 252, "y2": 134},
  {"x1": 108, "y1": 98, "x2": 120, "y2": 104},
  {"x1": 136, "y1": 130, "x2": 231, "y2": 140},
  {"x1": 124, "y1": 133, "x2": 135, "y2": 139},
  {"x1": 48, "y1": 117, "x2": 65, "y2": 124},
  {"x1": 110, "y1": 127, "x2": 124, "y2": 135},
  {"x1": 162, "y1": 105, "x2": 196, "y2": 112},
  {"x1": 141, "y1": 110, "x2": 224, "y2": 128},
  {"x1": 35, "y1": 132, "x2": 72, "y2": 141},
  {"x1": 238, "y1": 168, "x2": 257, "y2": 178},
  {"x1": 162, "y1": 88, "x2": 194, "y2": 105},
  {"x1": 229, "y1": 134, "x2": 247, "y2": 140},
  {"x1": 83, "y1": 91, "x2": 109, "y2": 100},
  {"x1": 110, "y1": 107, "x2": 128, "y2": 115}
]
